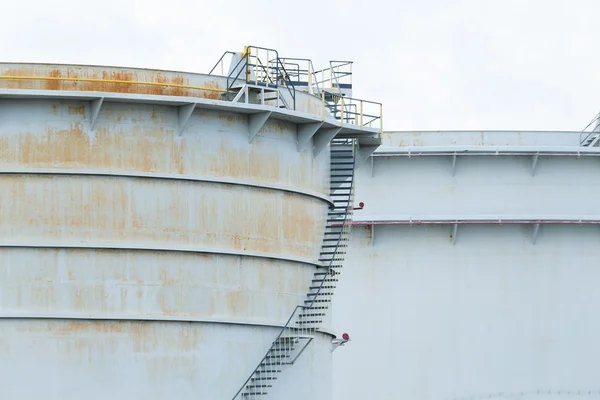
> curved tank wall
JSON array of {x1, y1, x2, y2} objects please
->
[
  {"x1": 332, "y1": 130, "x2": 600, "y2": 400},
  {"x1": 0, "y1": 64, "x2": 335, "y2": 399}
]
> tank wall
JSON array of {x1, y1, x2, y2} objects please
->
[
  {"x1": 0, "y1": 63, "x2": 227, "y2": 100},
  {"x1": 0, "y1": 63, "x2": 327, "y2": 118},
  {"x1": 333, "y1": 224, "x2": 600, "y2": 400},
  {"x1": 0, "y1": 91, "x2": 333, "y2": 398},
  {"x1": 0, "y1": 320, "x2": 333, "y2": 400},
  {"x1": 332, "y1": 139, "x2": 600, "y2": 400},
  {"x1": 0, "y1": 248, "x2": 314, "y2": 324},
  {"x1": 0, "y1": 99, "x2": 329, "y2": 196},
  {"x1": 362, "y1": 156, "x2": 600, "y2": 218},
  {"x1": 381, "y1": 130, "x2": 585, "y2": 147}
]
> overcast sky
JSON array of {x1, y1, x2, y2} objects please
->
[{"x1": 3, "y1": 0, "x2": 599, "y2": 132}]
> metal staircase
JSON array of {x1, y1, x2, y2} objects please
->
[
  {"x1": 210, "y1": 46, "x2": 297, "y2": 110},
  {"x1": 231, "y1": 139, "x2": 357, "y2": 400},
  {"x1": 580, "y1": 111, "x2": 600, "y2": 147}
]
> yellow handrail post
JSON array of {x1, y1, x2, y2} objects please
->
[
  {"x1": 360, "y1": 101, "x2": 364, "y2": 128},
  {"x1": 321, "y1": 91, "x2": 325, "y2": 121},
  {"x1": 380, "y1": 103, "x2": 383, "y2": 134},
  {"x1": 266, "y1": 51, "x2": 270, "y2": 88},
  {"x1": 340, "y1": 97, "x2": 345, "y2": 127},
  {"x1": 254, "y1": 48, "x2": 258, "y2": 86}
]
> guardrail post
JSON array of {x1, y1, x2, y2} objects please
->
[
  {"x1": 380, "y1": 103, "x2": 383, "y2": 134},
  {"x1": 360, "y1": 101, "x2": 364, "y2": 128}
]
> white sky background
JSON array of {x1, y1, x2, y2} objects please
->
[{"x1": 2, "y1": 0, "x2": 599, "y2": 132}]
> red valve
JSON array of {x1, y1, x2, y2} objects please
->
[{"x1": 342, "y1": 333, "x2": 350, "y2": 341}]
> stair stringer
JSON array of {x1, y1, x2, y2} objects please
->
[{"x1": 231, "y1": 139, "x2": 357, "y2": 400}]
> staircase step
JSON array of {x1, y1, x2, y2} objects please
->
[
  {"x1": 246, "y1": 384, "x2": 273, "y2": 389},
  {"x1": 306, "y1": 292, "x2": 334, "y2": 297},
  {"x1": 296, "y1": 320, "x2": 322, "y2": 325}
]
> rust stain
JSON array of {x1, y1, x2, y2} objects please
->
[
  {"x1": 0, "y1": 104, "x2": 327, "y2": 194},
  {"x1": 67, "y1": 104, "x2": 85, "y2": 115},
  {"x1": 0, "y1": 64, "x2": 225, "y2": 100}
]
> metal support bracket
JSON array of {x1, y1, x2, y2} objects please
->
[
  {"x1": 313, "y1": 127, "x2": 342, "y2": 157},
  {"x1": 248, "y1": 111, "x2": 272, "y2": 143},
  {"x1": 177, "y1": 103, "x2": 196, "y2": 136},
  {"x1": 232, "y1": 84, "x2": 248, "y2": 103},
  {"x1": 89, "y1": 97, "x2": 104, "y2": 131},
  {"x1": 451, "y1": 153, "x2": 457, "y2": 176},
  {"x1": 532, "y1": 223, "x2": 540, "y2": 244},
  {"x1": 371, "y1": 224, "x2": 376, "y2": 246},
  {"x1": 297, "y1": 121, "x2": 324, "y2": 152},
  {"x1": 285, "y1": 335, "x2": 314, "y2": 364},
  {"x1": 452, "y1": 223, "x2": 458, "y2": 245},
  {"x1": 531, "y1": 154, "x2": 539, "y2": 176},
  {"x1": 356, "y1": 145, "x2": 379, "y2": 169}
]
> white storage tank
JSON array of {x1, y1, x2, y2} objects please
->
[
  {"x1": 0, "y1": 50, "x2": 381, "y2": 400},
  {"x1": 332, "y1": 129, "x2": 600, "y2": 400}
]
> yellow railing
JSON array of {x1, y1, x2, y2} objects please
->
[
  {"x1": 321, "y1": 92, "x2": 383, "y2": 134},
  {"x1": 0, "y1": 75, "x2": 226, "y2": 93}
]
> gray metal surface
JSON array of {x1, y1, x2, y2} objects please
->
[
  {"x1": 0, "y1": 65, "x2": 345, "y2": 399},
  {"x1": 332, "y1": 130, "x2": 600, "y2": 400}
]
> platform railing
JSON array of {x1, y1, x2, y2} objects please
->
[
  {"x1": 278, "y1": 57, "x2": 322, "y2": 96},
  {"x1": 224, "y1": 46, "x2": 297, "y2": 110},
  {"x1": 208, "y1": 51, "x2": 237, "y2": 76},
  {"x1": 322, "y1": 92, "x2": 383, "y2": 133},
  {"x1": 579, "y1": 111, "x2": 600, "y2": 146},
  {"x1": 314, "y1": 61, "x2": 353, "y2": 92}
]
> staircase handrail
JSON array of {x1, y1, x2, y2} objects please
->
[
  {"x1": 209, "y1": 51, "x2": 237, "y2": 76},
  {"x1": 226, "y1": 54, "x2": 250, "y2": 96},
  {"x1": 225, "y1": 45, "x2": 297, "y2": 110},
  {"x1": 231, "y1": 141, "x2": 356, "y2": 400},
  {"x1": 323, "y1": 93, "x2": 383, "y2": 132},
  {"x1": 278, "y1": 57, "x2": 323, "y2": 96},
  {"x1": 275, "y1": 58, "x2": 297, "y2": 110},
  {"x1": 580, "y1": 111, "x2": 600, "y2": 146}
]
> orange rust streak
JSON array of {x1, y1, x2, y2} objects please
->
[{"x1": 0, "y1": 76, "x2": 226, "y2": 93}]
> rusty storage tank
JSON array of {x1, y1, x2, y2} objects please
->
[
  {"x1": 332, "y1": 128, "x2": 600, "y2": 400},
  {"x1": 0, "y1": 47, "x2": 382, "y2": 399}
]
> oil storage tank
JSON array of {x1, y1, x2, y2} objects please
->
[
  {"x1": 0, "y1": 46, "x2": 382, "y2": 399},
  {"x1": 332, "y1": 129, "x2": 600, "y2": 400}
]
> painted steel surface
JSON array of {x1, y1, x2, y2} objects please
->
[
  {"x1": 361, "y1": 155, "x2": 600, "y2": 218},
  {"x1": 0, "y1": 66, "x2": 334, "y2": 399},
  {"x1": 380, "y1": 130, "x2": 587, "y2": 147},
  {"x1": 0, "y1": 63, "x2": 329, "y2": 118},
  {"x1": 0, "y1": 63, "x2": 226, "y2": 99},
  {"x1": 332, "y1": 133, "x2": 600, "y2": 400},
  {"x1": 333, "y1": 225, "x2": 600, "y2": 400},
  {"x1": 0, "y1": 320, "x2": 332, "y2": 399}
]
